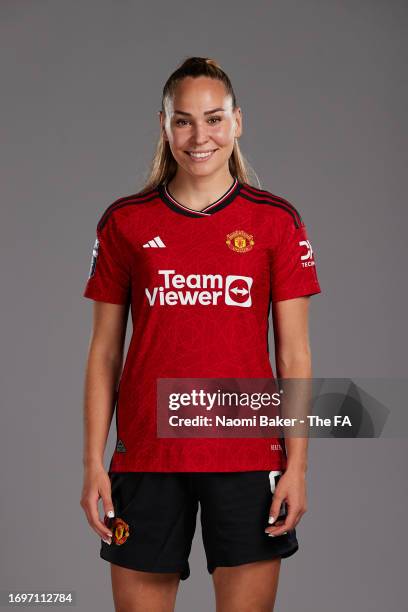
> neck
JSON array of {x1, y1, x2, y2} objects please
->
[{"x1": 166, "y1": 169, "x2": 236, "y2": 212}]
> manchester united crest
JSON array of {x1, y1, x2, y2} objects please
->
[
  {"x1": 226, "y1": 230, "x2": 254, "y2": 253},
  {"x1": 104, "y1": 515, "x2": 130, "y2": 545}
]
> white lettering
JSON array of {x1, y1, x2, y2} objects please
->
[{"x1": 145, "y1": 270, "x2": 252, "y2": 307}]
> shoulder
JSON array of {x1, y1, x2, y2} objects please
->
[
  {"x1": 96, "y1": 186, "x2": 160, "y2": 233},
  {"x1": 239, "y1": 182, "x2": 305, "y2": 229}
]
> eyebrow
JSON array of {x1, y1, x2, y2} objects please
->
[{"x1": 173, "y1": 107, "x2": 226, "y2": 116}]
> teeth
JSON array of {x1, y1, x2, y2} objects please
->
[{"x1": 189, "y1": 150, "x2": 215, "y2": 158}]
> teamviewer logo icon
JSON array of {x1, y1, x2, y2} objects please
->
[{"x1": 225, "y1": 275, "x2": 253, "y2": 307}]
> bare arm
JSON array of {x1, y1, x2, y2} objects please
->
[
  {"x1": 82, "y1": 301, "x2": 129, "y2": 466},
  {"x1": 273, "y1": 296, "x2": 312, "y2": 473},
  {"x1": 80, "y1": 301, "x2": 129, "y2": 543},
  {"x1": 265, "y1": 296, "x2": 312, "y2": 535}
]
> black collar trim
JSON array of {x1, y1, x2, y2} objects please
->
[{"x1": 158, "y1": 177, "x2": 242, "y2": 218}]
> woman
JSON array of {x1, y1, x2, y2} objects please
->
[{"x1": 81, "y1": 56, "x2": 321, "y2": 612}]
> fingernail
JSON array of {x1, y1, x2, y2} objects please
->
[
  {"x1": 107, "y1": 531, "x2": 113, "y2": 537},
  {"x1": 283, "y1": 531, "x2": 288, "y2": 535},
  {"x1": 107, "y1": 510, "x2": 115, "y2": 518},
  {"x1": 268, "y1": 533, "x2": 275, "y2": 537},
  {"x1": 102, "y1": 537, "x2": 112, "y2": 545},
  {"x1": 268, "y1": 516, "x2": 276, "y2": 524}
]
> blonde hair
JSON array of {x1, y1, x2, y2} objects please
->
[{"x1": 139, "y1": 56, "x2": 260, "y2": 193}]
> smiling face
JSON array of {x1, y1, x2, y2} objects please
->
[{"x1": 160, "y1": 76, "x2": 242, "y2": 179}]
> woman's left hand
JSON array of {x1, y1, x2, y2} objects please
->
[{"x1": 264, "y1": 467, "x2": 307, "y2": 537}]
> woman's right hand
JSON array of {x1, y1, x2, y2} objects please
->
[{"x1": 80, "y1": 463, "x2": 115, "y2": 545}]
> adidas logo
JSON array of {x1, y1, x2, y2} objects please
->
[
  {"x1": 143, "y1": 235, "x2": 166, "y2": 248},
  {"x1": 115, "y1": 439, "x2": 127, "y2": 453}
]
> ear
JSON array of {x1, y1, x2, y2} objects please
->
[{"x1": 234, "y1": 107, "x2": 243, "y2": 138}]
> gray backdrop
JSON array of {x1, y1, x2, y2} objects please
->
[{"x1": 1, "y1": 1, "x2": 407, "y2": 610}]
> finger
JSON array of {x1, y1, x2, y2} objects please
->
[
  {"x1": 265, "y1": 519, "x2": 290, "y2": 536},
  {"x1": 291, "y1": 510, "x2": 304, "y2": 528},
  {"x1": 83, "y1": 494, "x2": 113, "y2": 541},
  {"x1": 101, "y1": 486, "x2": 115, "y2": 522},
  {"x1": 265, "y1": 504, "x2": 298, "y2": 536},
  {"x1": 267, "y1": 519, "x2": 285, "y2": 528},
  {"x1": 268, "y1": 495, "x2": 285, "y2": 525}
]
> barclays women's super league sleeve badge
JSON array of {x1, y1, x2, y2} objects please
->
[{"x1": 88, "y1": 237, "x2": 99, "y2": 278}]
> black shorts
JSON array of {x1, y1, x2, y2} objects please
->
[{"x1": 101, "y1": 471, "x2": 299, "y2": 580}]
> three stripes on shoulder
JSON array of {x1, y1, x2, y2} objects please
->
[{"x1": 143, "y1": 235, "x2": 166, "y2": 248}]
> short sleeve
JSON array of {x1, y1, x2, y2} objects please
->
[
  {"x1": 83, "y1": 213, "x2": 131, "y2": 305},
  {"x1": 270, "y1": 213, "x2": 321, "y2": 303}
]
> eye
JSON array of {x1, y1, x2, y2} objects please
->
[{"x1": 208, "y1": 116, "x2": 222, "y2": 124}]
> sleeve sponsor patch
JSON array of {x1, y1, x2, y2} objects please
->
[{"x1": 88, "y1": 237, "x2": 100, "y2": 279}]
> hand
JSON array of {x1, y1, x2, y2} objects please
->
[
  {"x1": 264, "y1": 468, "x2": 307, "y2": 537},
  {"x1": 80, "y1": 464, "x2": 115, "y2": 544}
]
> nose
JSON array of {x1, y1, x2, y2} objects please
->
[{"x1": 191, "y1": 122, "x2": 210, "y2": 145}]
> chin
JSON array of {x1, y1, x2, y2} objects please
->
[
  {"x1": 190, "y1": 168, "x2": 221, "y2": 180},
  {"x1": 176, "y1": 160, "x2": 212, "y2": 176},
  {"x1": 185, "y1": 160, "x2": 228, "y2": 176}
]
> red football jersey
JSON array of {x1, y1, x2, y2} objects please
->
[{"x1": 83, "y1": 177, "x2": 321, "y2": 472}]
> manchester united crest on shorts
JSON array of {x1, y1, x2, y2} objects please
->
[
  {"x1": 226, "y1": 230, "x2": 254, "y2": 253},
  {"x1": 88, "y1": 237, "x2": 99, "y2": 278},
  {"x1": 104, "y1": 516, "x2": 130, "y2": 545}
]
